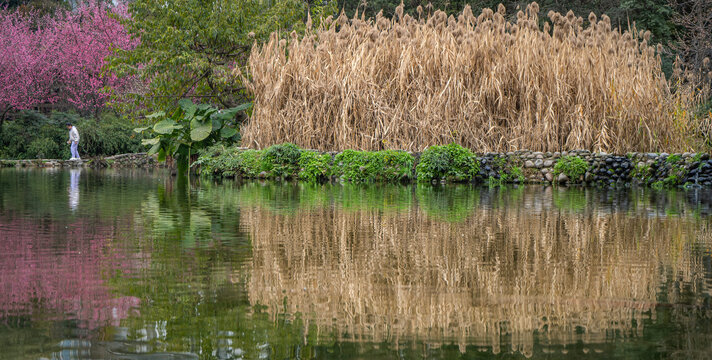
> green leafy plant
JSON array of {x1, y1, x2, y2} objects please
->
[
  {"x1": 261, "y1": 143, "x2": 302, "y2": 179},
  {"x1": 415, "y1": 143, "x2": 479, "y2": 182},
  {"x1": 553, "y1": 156, "x2": 588, "y2": 182},
  {"x1": 333, "y1": 149, "x2": 414, "y2": 183},
  {"x1": 134, "y1": 99, "x2": 250, "y2": 174},
  {"x1": 509, "y1": 166, "x2": 525, "y2": 182},
  {"x1": 666, "y1": 154, "x2": 682, "y2": 164},
  {"x1": 298, "y1": 151, "x2": 332, "y2": 182}
]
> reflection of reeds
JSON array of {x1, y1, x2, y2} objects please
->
[{"x1": 243, "y1": 198, "x2": 710, "y2": 355}]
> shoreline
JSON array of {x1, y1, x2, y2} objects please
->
[{"x1": 4, "y1": 149, "x2": 712, "y2": 189}]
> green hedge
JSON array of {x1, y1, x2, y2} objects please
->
[{"x1": 196, "y1": 143, "x2": 486, "y2": 184}]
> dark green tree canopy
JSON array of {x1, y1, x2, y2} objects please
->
[{"x1": 109, "y1": 0, "x2": 336, "y2": 117}]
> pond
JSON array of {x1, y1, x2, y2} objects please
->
[{"x1": 1, "y1": 168, "x2": 711, "y2": 359}]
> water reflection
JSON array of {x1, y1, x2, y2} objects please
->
[
  {"x1": 1, "y1": 170, "x2": 711, "y2": 359},
  {"x1": 69, "y1": 168, "x2": 81, "y2": 211}
]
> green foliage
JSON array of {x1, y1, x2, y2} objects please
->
[
  {"x1": 0, "y1": 110, "x2": 143, "y2": 159},
  {"x1": 509, "y1": 166, "x2": 525, "y2": 182},
  {"x1": 261, "y1": 143, "x2": 302, "y2": 179},
  {"x1": 135, "y1": 99, "x2": 248, "y2": 172},
  {"x1": 415, "y1": 143, "x2": 479, "y2": 182},
  {"x1": 194, "y1": 145, "x2": 262, "y2": 178},
  {"x1": 666, "y1": 154, "x2": 682, "y2": 163},
  {"x1": 553, "y1": 156, "x2": 589, "y2": 181},
  {"x1": 298, "y1": 151, "x2": 332, "y2": 182},
  {"x1": 620, "y1": 0, "x2": 677, "y2": 45},
  {"x1": 25, "y1": 138, "x2": 60, "y2": 159},
  {"x1": 109, "y1": 0, "x2": 336, "y2": 116},
  {"x1": 333, "y1": 149, "x2": 414, "y2": 183}
]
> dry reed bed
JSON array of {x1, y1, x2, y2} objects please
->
[
  {"x1": 242, "y1": 201, "x2": 710, "y2": 353},
  {"x1": 241, "y1": 3, "x2": 703, "y2": 153}
]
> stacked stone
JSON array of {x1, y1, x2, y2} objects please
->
[
  {"x1": 687, "y1": 158, "x2": 712, "y2": 187},
  {"x1": 104, "y1": 153, "x2": 161, "y2": 168},
  {"x1": 478, "y1": 152, "x2": 524, "y2": 182},
  {"x1": 626, "y1": 152, "x2": 712, "y2": 187},
  {"x1": 587, "y1": 153, "x2": 633, "y2": 186}
]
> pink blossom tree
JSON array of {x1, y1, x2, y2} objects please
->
[{"x1": 0, "y1": 1, "x2": 137, "y2": 128}]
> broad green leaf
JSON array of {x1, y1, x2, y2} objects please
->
[
  {"x1": 190, "y1": 121, "x2": 213, "y2": 141},
  {"x1": 157, "y1": 147, "x2": 166, "y2": 162},
  {"x1": 147, "y1": 142, "x2": 161, "y2": 155},
  {"x1": 142, "y1": 137, "x2": 160, "y2": 146},
  {"x1": 178, "y1": 99, "x2": 196, "y2": 118},
  {"x1": 133, "y1": 127, "x2": 150, "y2": 133},
  {"x1": 212, "y1": 118, "x2": 222, "y2": 131},
  {"x1": 231, "y1": 102, "x2": 252, "y2": 112},
  {"x1": 220, "y1": 127, "x2": 238, "y2": 138},
  {"x1": 153, "y1": 120, "x2": 182, "y2": 134},
  {"x1": 146, "y1": 111, "x2": 165, "y2": 119}
]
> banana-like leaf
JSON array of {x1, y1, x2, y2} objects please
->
[
  {"x1": 190, "y1": 121, "x2": 213, "y2": 141},
  {"x1": 133, "y1": 126, "x2": 150, "y2": 133},
  {"x1": 147, "y1": 142, "x2": 161, "y2": 155},
  {"x1": 153, "y1": 119, "x2": 182, "y2": 134},
  {"x1": 141, "y1": 137, "x2": 160, "y2": 145},
  {"x1": 157, "y1": 148, "x2": 166, "y2": 162},
  {"x1": 220, "y1": 127, "x2": 238, "y2": 138},
  {"x1": 178, "y1": 99, "x2": 196, "y2": 118},
  {"x1": 146, "y1": 111, "x2": 165, "y2": 119}
]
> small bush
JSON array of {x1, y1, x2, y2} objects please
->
[
  {"x1": 25, "y1": 138, "x2": 62, "y2": 159},
  {"x1": 553, "y1": 156, "x2": 588, "y2": 181},
  {"x1": 333, "y1": 149, "x2": 414, "y2": 183},
  {"x1": 195, "y1": 145, "x2": 263, "y2": 178},
  {"x1": 415, "y1": 143, "x2": 479, "y2": 182},
  {"x1": 261, "y1": 143, "x2": 301, "y2": 178},
  {"x1": 298, "y1": 151, "x2": 332, "y2": 182}
]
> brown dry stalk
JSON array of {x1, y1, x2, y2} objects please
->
[
  {"x1": 242, "y1": 197, "x2": 709, "y2": 352},
  {"x1": 238, "y1": 2, "x2": 704, "y2": 152}
]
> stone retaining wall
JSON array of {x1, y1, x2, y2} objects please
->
[
  {"x1": 477, "y1": 150, "x2": 712, "y2": 188},
  {"x1": 0, "y1": 153, "x2": 164, "y2": 169}
]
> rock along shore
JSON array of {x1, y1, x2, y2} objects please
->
[{"x1": 0, "y1": 153, "x2": 165, "y2": 169}]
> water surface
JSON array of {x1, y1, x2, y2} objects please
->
[{"x1": 1, "y1": 168, "x2": 711, "y2": 359}]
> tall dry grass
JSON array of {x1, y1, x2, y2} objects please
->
[
  {"x1": 241, "y1": 190, "x2": 711, "y2": 355},
  {"x1": 239, "y1": 2, "x2": 705, "y2": 152}
]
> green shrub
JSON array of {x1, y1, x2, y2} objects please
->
[
  {"x1": 261, "y1": 143, "x2": 302, "y2": 178},
  {"x1": 25, "y1": 138, "x2": 62, "y2": 159},
  {"x1": 298, "y1": 151, "x2": 332, "y2": 182},
  {"x1": 195, "y1": 145, "x2": 263, "y2": 178},
  {"x1": 553, "y1": 156, "x2": 588, "y2": 181},
  {"x1": 333, "y1": 149, "x2": 414, "y2": 183},
  {"x1": 415, "y1": 143, "x2": 479, "y2": 182}
]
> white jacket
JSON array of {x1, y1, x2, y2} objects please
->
[{"x1": 69, "y1": 126, "x2": 80, "y2": 142}]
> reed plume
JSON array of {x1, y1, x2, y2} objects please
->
[{"x1": 239, "y1": 2, "x2": 703, "y2": 152}]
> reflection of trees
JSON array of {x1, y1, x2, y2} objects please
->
[
  {"x1": 243, "y1": 186, "x2": 712, "y2": 357},
  {"x1": 0, "y1": 216, "x2": 141, "y2": 330}
]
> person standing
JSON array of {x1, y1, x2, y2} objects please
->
[{"x1": 66, "y1": 123, "x2": 81, "y2": 160}]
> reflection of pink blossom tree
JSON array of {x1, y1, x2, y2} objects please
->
[
  {"x1": 0, "y1": 216, "x2": 141, "y2": 330},
  {"x1": 0, "y1": 1, "x2": 137, "y2": 126}
]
